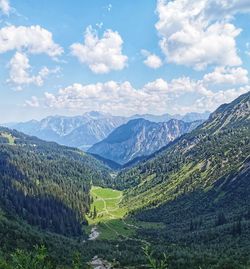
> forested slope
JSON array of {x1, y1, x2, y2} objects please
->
[
  {"x1": 112, "y1": 91, "x2": 250, "y2": 268},
  {"x1": 117, "y1": 92, "x2": 250, "y2": 213},
  {"x1": 0, "y1": 127, "x2": 111, "y2": 237}
]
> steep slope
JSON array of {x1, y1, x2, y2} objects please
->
[
  {"x1": 88, "y1": 118, "x2": 202, "y2": 165},
  {"x1": 0, "y1": 127, "x2": 111, "y2": 237},
  {"x1": 61, "y1": 116, "x2": 126, "y2": 149},
  {"x1": 8, "y1": 112, "x2": 127, "y2": 150},
  {"x1": 109, "y1": 92, "x2": 250, "y2": 268},
  {"x1": 116, "y1": 92, "x2": 250, "y2": 215}
]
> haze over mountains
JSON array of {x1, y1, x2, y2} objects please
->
[
  {"x1": 5, "y1": 111, "x2": 209, "y2": 152},
  {"x1": 130, "y1": 111, "x2": 210, "y2": 123},
  {"x1": 5, "y1": 112, "x2": 127, "y2": 150}
]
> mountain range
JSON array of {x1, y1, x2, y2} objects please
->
[
  {"x1": 88, "y1": 118, "x2": 202, "y2": 165},
  {"x1": 4, "y1": 111, "x2": 210, "y2": 151},
  {"x1": 5, "y1": 112, "x2": 127, "y2": 150}
]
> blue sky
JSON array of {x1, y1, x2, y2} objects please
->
[{"x1": 0, "y1": 0, "x2": 250, "y2": 123}]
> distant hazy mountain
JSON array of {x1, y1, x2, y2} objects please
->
[
  {"x1": 130, "y1": 111, "x2": 210, "y2": 122},
  {"x1": 5, "y1": 111, "x2": 209, "y2": 150},
  {"x1": 88, "y1": 118, "x2": 202, "y2": 164},
  {"x1": 7, "y1": 112, "x2": 127, "y2": 150}
]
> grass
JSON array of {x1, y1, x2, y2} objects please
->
[
  {"x1": 97, "y1": 219, "x2": 136, "y2": 240},
  {"x1": 85, "y1": 186, "x2": 166, "y2": 241},
  {"x1": 86, "y1": 186, "x2": 127, "y2": 225}
]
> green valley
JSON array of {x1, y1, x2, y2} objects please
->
[{"x1": 0, "y1": 92, "x2": 250, "y2": 269}]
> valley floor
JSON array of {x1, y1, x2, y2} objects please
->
[
  {"x1": 86, "y1": 186, "x2": 127, "y2": 225},
  {"x1": 85, "y1": 186, "x2": 135, "y2": 241}
]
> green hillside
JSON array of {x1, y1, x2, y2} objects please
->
[
  {"x1": 113, "y1": 92, "x2": 250, "y2": 268},
  {"x1": 117, "y1": 92, "x2": 250, "y2": 211},
  {"x1": 0, "y1": 127, "x2": 113, "y2": 238}
]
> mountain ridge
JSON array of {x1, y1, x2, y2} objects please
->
[
  {"x1": 4, "y1": 111, "x2": 210, "y2": 151},
  {"x1": 88, "y1": 118, "x2": 203, "y2": 165}
]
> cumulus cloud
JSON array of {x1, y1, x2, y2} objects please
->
[
  {"x1": 191, "y1": 86, "x2": 250, "y2": 113},
  {"x1": 203, "y1": 67, "x2": 248, "y2": 85},
  {"x1": 155, "y1": 0, "x2": 250, "y2": 69},
  {"x1": 36, "y1": 69, "x2": 249, "y2": 115},
  {"x1": 0, "y1": 25, "x2": 63, "y2": 57},
  {"x1": 39, "y1": 73, "x2": 249, "y2": 115},
  {"x1": 44, "y1": 81, "x2": 152, "y2": 114},
  {"x1": 70, "y1": 26, "x2": 127, "y2": 74},
  {"x1": 8, "y1": 52, "x2": 60, "y2": 89},
  {"x1": 0, "y1": 0, "x2": 10, "y2": 15},
  {"x1": 141, "y1": 50, "x2": 162, "y2": 69},
  {"x1": 143, "y1": 77, "x2": 211, "y2": 97}
]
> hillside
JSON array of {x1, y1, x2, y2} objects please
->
[
  {"x1": 88, "y1": 118, "x2": 202, "y2": 165},
  {"x1": 111, "y1": 92, "x2": 250, "y2": 267},
  {"x1": 117, "y1": 92, "x2": 250, "y2": 211},
  {"x1": 0, "y1": 127, "x2": 112, "y2": 237}
]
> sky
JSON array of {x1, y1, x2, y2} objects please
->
[{"x1": 0, "y1": 0, "x2": 250, "y2": 123}]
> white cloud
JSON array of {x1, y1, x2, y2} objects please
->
[
  {"x1": 8, "y1": 52, "x2": 60, "y2": 89},
  {"x1": 44, "y1": 81, "x2": 152, "y2": 114},
  {"x1": 144, "y1": 77, "x2": 212, "y2": 97},
  {"x1": 0, "y1": 0, "x2": 10, "y2": 15},
  {"x1": 155, "y1": 0, "x2": 250, "y2": 69},
  {"x1": 39, "y1": 72, "x2": 249, "y2": 115},
  {"x1": 141, "y1": 50, "x2": 162, "y2": 69},
  {"x1": 203, "y1": 67, "x2": 249, "y2": 85},
  {"x1": 70, "y1": 26, "x2": 127, "y2": 74},
  {"x1": 191, "y1": 86, "x2": 250, "y2": 113},
  {"x1": 0, "y1": 25, "x2": 63, "y2": 57},
  {"x1": 25, "y1": 96, "x2": 40, "y2": 107},
  {"x1": 204, "y1": 0, "x2": 250, "y2": 19}
]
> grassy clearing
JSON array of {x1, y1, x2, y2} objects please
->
[{"x1": 86, "y1": 186, "x2": 127, "y2": 225}]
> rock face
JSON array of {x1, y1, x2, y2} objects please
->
[
  {"x1": 8, "y1": 112, "x2": 127, "y2": 150},
  {"x1": 88, "y1": 118, "x2": 202, "y2": 165}
]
